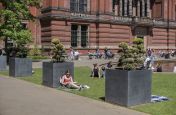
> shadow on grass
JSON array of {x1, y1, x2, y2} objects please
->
[{"x1": 99, "y1": 97, "x2": 105, "y2": 101}]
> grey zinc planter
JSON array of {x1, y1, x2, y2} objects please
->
[
  {"x1": 42, "y1": 61, "x2": 74, "y2": 88},
  {"x1": 105, "y1": 69, "x2": 152, "y2": 107},
  {"x1": 0, "y1": 56, "x2": 7, "y2": 71},
  {"x1": 9, "y1": 57, "x2": 32, "y2": 77}
]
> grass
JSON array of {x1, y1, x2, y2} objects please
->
[
  {"x1": 69, "y1": 67, "x2": 105, "y2": 100},
  {"x1": 0, "y1": 67, "x2": 176, "y2": 115},
  {"x1": 18, "y1": 68, "x2": 42, "y2": 85},
  {"x1": 0, "y1": 68, "x2": 42, "y2": 85},
  {"x1": 133, "y1": 73, "x2": 176, "y2": 115}
]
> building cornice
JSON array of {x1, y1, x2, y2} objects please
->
[{"x1": 40, "y1": 7, "x2": 176, "y2": 29}]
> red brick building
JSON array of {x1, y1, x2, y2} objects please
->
[
  {"x1": 2, "y1": 0, "x2": 176, "y2": 52},
  {"x1": 39, "y1": 0, "x2": 176, "y2": 52}
]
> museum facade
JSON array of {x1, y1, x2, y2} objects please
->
[{"x1": 1, "y1": 0, "x2": 176, "y2": 52}]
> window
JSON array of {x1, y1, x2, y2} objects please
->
[
  {"x1": 140, "y1": 1, "x2": 142, "y2": 17},
  {"x1": 145, "y1": 3, "x2": 147, "y2": 17},
  {"x1": 81, "y1": 25, "x2": 88, "y2": 47},
  {"x1": 113, "y1": 0, "x2": 132, "y2": 16},
  {"x1": 70, "y1": 0, "x2": 77, "y2": 12},
  {"x1": 71, "y1": 25, "x2": 78, "y2": 47},
  {"x1": 71, "y1": 24, "x2": 88, "y2": 47},
  {"x1": 70, "y1": 0, "x2": 87, "y2": 12}
]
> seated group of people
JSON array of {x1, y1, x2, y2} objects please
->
[
  {"x1": 59, "y1": 62, "x2": 113, "y2": 90},
  {"x1": 88, "y1": 48, "x2": 114, "y2": 59},
  {"x1": 90, "y1": 61, "x2": 113, "y2": 78},
  {"x1": 69, "y1": 47, "x2": 80, "y2": 60},
  {"x1": 88, "y1": 49, "x2": 103, "y2": 59},
  {"x1": 104, "y1": 48, "x2": 114, "y2": 59},
  {"x1": 143, "y1": 56, "x2": 162, "y2": 72}
]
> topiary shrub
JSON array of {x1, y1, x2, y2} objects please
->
[
  {"x1": 51, "y1": 38, "x2": 66, "y2": 62},
  {"x1": 29, "y1": 45, "x2": 41, "y2": 56},
  {"x1": 118, "y1": 38, "x2": 146, "y2": 70}
]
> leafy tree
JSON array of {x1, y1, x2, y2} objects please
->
[
  {"x1": 0, "y1": 0, "x2": 41, "y2": 58},
  {"x1": 118, "y1": 38, "x2": 146, "y2": 70}
]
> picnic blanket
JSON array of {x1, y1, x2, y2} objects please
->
[{"x1": 151, "y1": 95, "x2": 169, "y2": 103}]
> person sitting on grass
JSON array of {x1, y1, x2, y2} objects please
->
[
  {"x1": 107, "y1": 61, "x2": 113, "y2": 69},
  {"x1": 101, "y1": 66, "x2": 106, "y2": 78},
  {"x1": 60, "y1": 70, "x2": 82, "y2": 90},
  {"x1": 91, "y1": 63, "x2": 101, "y2": 78}
]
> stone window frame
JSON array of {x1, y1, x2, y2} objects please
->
[{"x1": 71, "y1": 24, "x2": 89, "y2": 48}]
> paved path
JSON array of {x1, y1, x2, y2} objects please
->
[
  {"x1": 32, "y1": 56, "x2": 118, "y2": 68},
  {"x1": 0, "y1": 76, "x2": 148, "y2": 115}
]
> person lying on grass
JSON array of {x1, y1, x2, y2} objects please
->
[{"x1": 60, "y1": 70, "x2": 90, "y2": 90}]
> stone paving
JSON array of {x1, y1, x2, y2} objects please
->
[{"x1": 0, "y1": 76, "x2": 149, "y2": 115}]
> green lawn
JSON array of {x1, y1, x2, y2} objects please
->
[
  {"x1": 133, "y1": 73, "x2": 176, "y2": 115},
  {"x1": 0, "y1": 67, "x2": 176, "y2": 115}
]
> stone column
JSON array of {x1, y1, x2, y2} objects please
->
[
  {"x1": 64, "y1": 0, "x2": 70, "y2": 9},
  {"x1": 77, "y1": 25, "x2": 81, "y2": 47},
  {"x1": 87, "y1": 0, "x2": 90, "y2": 12},
  {"x1": 119, "y1": 0, "x2": 123, "y2": 16},
  {"x1": 129, "y1": 0, "x2": 133, "y2": 16},
  {"x1": 133, "y1": 0, "x2": 136, "y2": 16},
  {"x1": 115, "y1": 4, "x2": 119, "y2": 15},
  {"x1": 109, "y1": 0, "x2": 113, "y2": 13},
  {"x1": 124, "y1": 0, "x2": 128, "y2": 16},
  {"x1": 137, "y1": 0, "x2": 140, "y2": 17},
  {"x1": 142, "y1": 0, "x2": 145, "y2": 17},
  {"x1": 147, "y1": 0, "x2": 151, "y2": 17}
]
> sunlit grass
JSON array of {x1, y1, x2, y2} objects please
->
[{"x1": 0, "y1": 68, "x2": 176, "y2": 115}]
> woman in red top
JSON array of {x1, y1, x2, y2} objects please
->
[{"x1": 60, "y1": 70, "x2": 81, "y2": 89}]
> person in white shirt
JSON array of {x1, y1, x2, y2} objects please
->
[{"x1": 74, "y1": 50, "x2": 80, "y2": 60}]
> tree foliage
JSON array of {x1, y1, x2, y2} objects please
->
[
  {"x1": 118, "y1": 38, "x2": 146, "y2": 70},
  {"x1": 0, "y1": 0, "x2": 41, "y2": 58}
]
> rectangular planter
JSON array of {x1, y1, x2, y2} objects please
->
[
  {"x1": 105, "y1": 69, "x2": 152, "y2": 107},
  {"x1": 0, "y1": 56, "x2": 7, "y2": 71},
  {"x1": 42, "y1": 62, "x2": 74, "y2": 88},
  {"x1": 9, "y1": 58, "x2": 32, "y2": 77}
]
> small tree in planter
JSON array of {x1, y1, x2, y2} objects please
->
[
  {"x1": 8, "y1": 30, "x2": 33, "y2": 77},
  {"x1": 51, "y1": 38, "x2": 65, "y2": 62},
  {"x1": 0, "y1": 0, "x2": 41, "y2": 77},
  {"x1": 42, "y1": 38, "x2": 74, "y2": 88},
  {"x1": 118, "y1": 38, "x2": 145, "y2": 70},
  {"x1": 105, "y1": 38, "x2": 152, "y2": 107}
]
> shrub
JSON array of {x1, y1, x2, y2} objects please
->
[
  {"x1": 118, "y1": 38, "x2": 146, "y2": 70},
  {"x1": 29, "y1": 46, "x2": 41, "y2": 56},
  {"x1": 51, "y1": 38, "x2": 66, "y2": 62}
]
